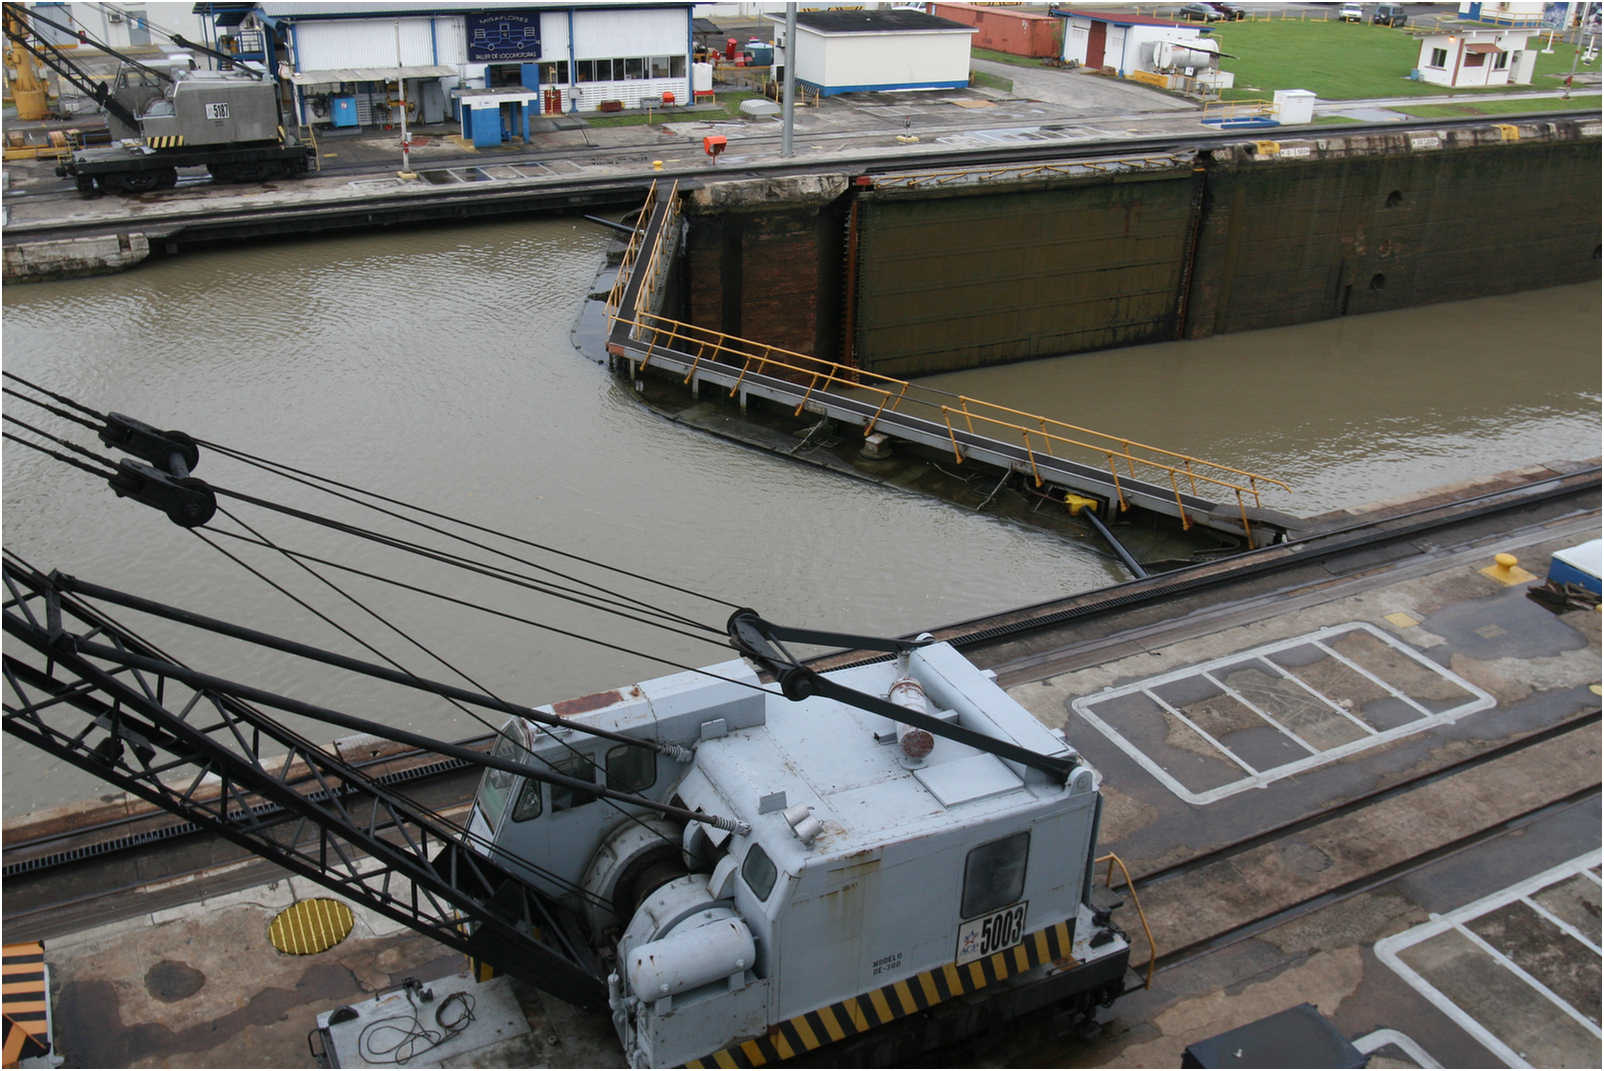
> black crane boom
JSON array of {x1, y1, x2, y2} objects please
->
[{"x1": 0, "y1": 561, "x2": 608, "y2": 1008}]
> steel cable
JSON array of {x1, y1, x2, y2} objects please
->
[
  {"x1": 0, "y1": 549, "x2": 610, "y2": 908},
  {"x1": 198, "y1": 506, "x2": 685, "y2": 853},
  {"x1": 198, "y1": 437, "x2": 740, "y2": 615}
]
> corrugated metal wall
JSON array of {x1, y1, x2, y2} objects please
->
[
  {"x1": 572, "y1": 7, "x2": 684, "y2": 58},
  {"x1": 851, "y1": 177, "x2": 1196, "y2": 377},
  {"x1": 434, "y1": 16, "x2": 467, "y2": 66}
]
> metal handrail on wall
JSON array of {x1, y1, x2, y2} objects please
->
[
  {"x1": 604, "y1": 178, "x2": 661, "y2": 316},
  {"x1": 1201, "y1": 98, "x2": 1277, "y2": 122},
  {"x1": 630, "y1": 182, "x2": 682, "y2": 322},
  {"x1": 620, "y1": 310, "x2": 915, "y2": 431},
  {"x1": 940, "y1": 397, "x2": 1289, "y2": 534},
  {"x1": 948, "y1": 396, "x2": 1288, "y2": 496}
]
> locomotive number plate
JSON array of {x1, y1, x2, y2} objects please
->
[
  {"x1": 205, "y1": 102, "x2": 230, "y2": 120},
  {"x1": 955, "y1": 901, "x2": 1027, "y2": 965}
]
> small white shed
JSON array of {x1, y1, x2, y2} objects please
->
[
  {"x1": 1416, "y1": 29, "x2": 1538, "y2": 87},
  {"x1": 772, "y1": 9, "x2": 977, "y2": 96}
]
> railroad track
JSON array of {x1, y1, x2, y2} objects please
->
[
  {"x1": 1119, "y1": 713, "x2": 1601, "y2": 974},
  {"x1": 1147, "y1": 786, "x2": 1601, "y2": 977},
  {"x1": 813, "y1": 464, "x2": 1601, "y2": 674}
]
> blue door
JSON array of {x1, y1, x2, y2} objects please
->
[{"x1": 332, "y1": 96, "x2": 359, "y2": 127}]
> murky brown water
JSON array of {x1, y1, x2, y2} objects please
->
[
  {"x1": 1, "y1": 220, "x2": 1597, "y2": 815},
  {"x1": 921, "y1": 283, "x2": 1602, "y2": 517}
]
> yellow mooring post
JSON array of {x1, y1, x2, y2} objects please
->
[{"x1": 1480, "y1": 552, "x2": 1537, "y2": 586}]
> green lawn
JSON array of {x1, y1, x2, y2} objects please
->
[
  {"x1": 970, "y1": 68, "x2": 1014, "y2": 93},
  {"x1": 583, "y1": 90, "x2": 764, "y2": 127},
  {"x1": 1208, "y1": 20, "x2": 1598, "y2": 101},
  {"x1": 971, "y1": 46, "x2": 1058, "y2": 69},
  {"x1": 1394, "y1": 93, "x2": 1602, "y2": 117}
]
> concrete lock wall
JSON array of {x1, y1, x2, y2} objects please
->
[
  {"x1": 1186, "y1": 133, "x2": 1603, "y2": 335},
  {"x1": 851, "y1": 173, "x2": 1198, "y2": 376},
  {"x1": 679, "y1": 122, "x2": 1600, "y2": 376},
  {"x1": 680, "y1": 175, "x2": 850, "y2": 361},
  {"x1": 3, "y1": 232, "x2": 152, "y2": 282}
]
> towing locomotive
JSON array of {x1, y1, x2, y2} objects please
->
[
  {"x1": 56, "y1": 68, "x2": 313, "y2": 194},
  {"x1": 0, "y1": 2, "x2": 313, "y2": 195},
  {"x1": 464, "y1": 614, "x2": 1134, "y2": 1067}
]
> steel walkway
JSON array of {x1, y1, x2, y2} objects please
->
[{"x1": 605, "y1": 180, "x2": 1292, "y2": 545}]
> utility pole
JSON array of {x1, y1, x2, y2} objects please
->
[
  {"x1": 781, "y1": 2, "x2": 796, "y2": 158},
  {"x1": 396, "y1": 19, "x2": 415, "y2": 177},
  {"x1": 1564, "y1": 1, "x2": 1596, "y2": 99}
]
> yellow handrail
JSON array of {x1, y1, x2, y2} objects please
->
[
  {"x1": 953, "y1": 395, "x2": 1291, "y2": 493},
  {"x1": 604, "y1": 178, "x2": 660, "y2": 316},
  {"x1": 614, "y1": 309, "x2": 1289, "y2": 531},
  {"x1": 1201, "y1": 98, "x2": 1277, "y2": 122},
  {"x1": 1097, "y1": 852, "x2": 1156, "y2": 990}
]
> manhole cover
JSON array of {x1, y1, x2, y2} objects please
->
[{"x1": 269, "y1": 898, "x2": 354, "y2": 955}]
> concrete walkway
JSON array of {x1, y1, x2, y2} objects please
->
[
  {"x1": 1317, "y1": 82, "x2": 1603, "y2": 120},
  {"x1": 970, "y1": 57, "x2": 1197, "y2": 114}
]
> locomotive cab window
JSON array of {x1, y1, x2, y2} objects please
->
[
  {"x1": 606, "y1": 743, "x2": 655, "y2": 794},
  {"x1": 742, "y1": 842, "x2": 777, "y2": 901},
  {"x1": 961, "y1": 832, "x2": 1030, "y2": 918},
  {"x1": 511, "y1": 777, "x2": 543, "y2": 822},
  {"x1": 475, "y1": 727, "x2": 525, "y2": 828},
  {"x1": 550, "y1": 754, "x2": 601, "y2": 811}
]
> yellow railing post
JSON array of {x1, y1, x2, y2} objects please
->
[
  {"x1": 1169, "y1": 470, "x2": 1191, "y2": 531},
  {"x1": 1105, "y1": 455, "x2": 1129, "y2": 513},
  {"x1": 942, "y1": 408, "x2": 964, "y2": 464},
  {"x1": 1096, "y1": 852, "x2": 1156, "y2": 990},
  {"x1": 1021, "y1": 430, "x2": 1043, "y2": 486}
]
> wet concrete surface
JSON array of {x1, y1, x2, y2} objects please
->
[{"x1": 41, "y1": 871, "x2": 624, "y2": 1069}]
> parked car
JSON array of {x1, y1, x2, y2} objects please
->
[
  {"x1": 1372, "y1": 3, "x2": 1407, "y2": 26},
  {"x1": 1208, "y1": 2, "x2": 1247, "y2": 18},
  {"x1": 1338, "y1": 3, "x2": 1365, "y2": 22},
  {"x1": 1178, "y1": 3, "x2": 1222, "y2": 21}
]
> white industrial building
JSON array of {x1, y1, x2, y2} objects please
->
[
  {"x1": 1057, "y1": 8, "x2": 1231, "y2": 92},
  {"x1": 190, "y1": 2, "x2": 698, "y2": 141},
  {"x1": 1415, "y1": 28, "x2": 1539, "y2": 87},
  {"x1": 28, "y1": 3, "x2": 210, "y2": 51},
  {"x1": 771, "y1": 8, "x2": 976, "y2": 97},
  {"x1": 1456, "y1": 1, "x2": 1563, "y2": 27}
]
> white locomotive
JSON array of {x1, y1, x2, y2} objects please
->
[{"x1": 467, "y1": 615, "x2": 1132, "y2": 1066}]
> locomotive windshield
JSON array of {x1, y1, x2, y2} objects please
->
[{"x1": 474, "y1": 724, "x2": 527, "y2": 829}]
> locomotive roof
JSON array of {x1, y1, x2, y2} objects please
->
[{"x1": 542, "y1": 643, "x2": 1085, "y2": 864}]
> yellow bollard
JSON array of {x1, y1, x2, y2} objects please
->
[
  {"x1": 652, "y1": 159, "x2": 664, "y2": 170},
  {"x1": 1479, "y1": 552, "x2": 1536, "y2": 586}
]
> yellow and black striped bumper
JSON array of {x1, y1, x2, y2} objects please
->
[
  {"x1": 145, "y1": 135, "x2": 185, "y2": 149},
  {"x1": 685, "y1": 919, "x2": 1075, "y2": 1068},
  {"x1": 2, "y1": 942, "x2": 50, "y2": 1067}
]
